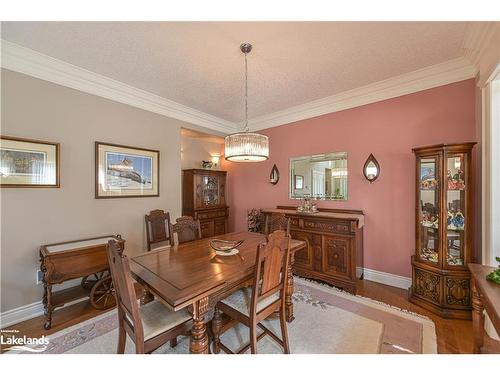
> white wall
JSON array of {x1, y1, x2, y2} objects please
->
[
  {"x1": 489, "y1": 78, "x2": 500, "y2": 265},
  {"x1": 0, "y1": 69, "x2": 187, "y2": 312},
  {"x1": 181, "y1": 135, "x2": 222, "y2": 170}
]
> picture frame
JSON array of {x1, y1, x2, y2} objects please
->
[
  {"x1": 294, "y1": 175, "x2": 304, "y2": 190},
  {"x1": 0, "y1": 136, "x2": 60, "y2": 188},
  {"x1": 95, "y1": 141, "x2": 159, "y2": 199}
]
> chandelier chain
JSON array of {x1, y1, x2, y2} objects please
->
[{"x1": 244, "y1": 51, "x2": 249, "y2": 132}]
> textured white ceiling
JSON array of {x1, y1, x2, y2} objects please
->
[{"x1": 2, "y1": 22, "x2": 469, "y2": 123}]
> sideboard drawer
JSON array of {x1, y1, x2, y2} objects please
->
[
  {"x1": 303, "y1": 219, "x2": 351, "y2": 234},
  {"x1": 196, "y1": 209, "x2": 227, "y2": 220}
]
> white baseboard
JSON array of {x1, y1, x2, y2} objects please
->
[
  {"x1": 0, "y1": 295, "x2": 89, "y2": 329},
  {"x1": 363, "y1": 268, "x2": 412, "y2": 290},
  {"x1": 0, "y1": 301, "x2": 44, "y2": 329}
]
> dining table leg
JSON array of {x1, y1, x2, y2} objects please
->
[
  {"x1": 285, "y1": 252, "x2": 295, "y2": 322},
  {"x1": 189, "y1": 296, "x2": 210, "y2": 354}
]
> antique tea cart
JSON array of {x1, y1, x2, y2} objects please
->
[{"x1": 39, "y1": 234, "x2": 125, "y2": 329}]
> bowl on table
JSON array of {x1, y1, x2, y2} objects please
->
[{"x1": 209, "y1": 239, "x2": 244, "y2": 256}]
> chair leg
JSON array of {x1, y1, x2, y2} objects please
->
[
  {"x1": 250, "y1": 321, "x2": 258, "y2": 354},
  {"x1": 279, "y1": 308, "x2": 290, "y2": 354},
  {"x1": 170, "y1": 337, "x2": 178, "y2": 348},
  {"x1": 135, "y1": 341, "x2": 145, "y2": 354},
  {"x1": 117, "y1": 323, "x2": 126, "y2": 354},
  {"x1": 212, "y1": 306, "x2": 222, "y2": 354}
]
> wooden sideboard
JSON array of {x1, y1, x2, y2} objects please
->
[
  {"x1": 262, "y1": 206, "x2": 364, "y2": 293},
  {"x1": 182, "y1": 169, "x2": 228, "y2": 238}
]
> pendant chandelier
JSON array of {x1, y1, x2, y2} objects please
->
[{"x1": 224, "y1": 43, "x2": 269, "y2": 162}]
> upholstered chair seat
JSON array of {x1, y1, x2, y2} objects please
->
[
  {"x1": 106, "y1": 240, "x2": 191, "y2": 354},
  {"x1": 212, "y1": 230, "x2": 291, "y2": 354},
  {"x1": 134, "y1": 301, "x2": 191, "y2": 341},
  {"x1": 220, "y1": 287, "x2": 279, "y2": 317}
]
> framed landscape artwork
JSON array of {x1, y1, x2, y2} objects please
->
[
  {"x1": 95, "y1": 141, "x2": 159, "y2": 198},
  {"x1": 0, "y1": 136, "x2": 60, "y2": 188}
]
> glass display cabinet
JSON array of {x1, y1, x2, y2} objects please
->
[
  {"x1": 409, "y1": 142, "x2": 476, "y2": 319},
  {"x1": 182, "y1": 169, "x2": 228, "y2": 238}
]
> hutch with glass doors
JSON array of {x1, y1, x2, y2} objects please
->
[
  {"x1": 182, "y1": 169, "x2": 228, "y2": 238},
  {"x1": 409, "y1": 143, "x2": 476, "y2": 319}
]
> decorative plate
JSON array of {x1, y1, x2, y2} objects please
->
[{"x1": 215, "y1": 248, "x2": 240, "y2": 257}]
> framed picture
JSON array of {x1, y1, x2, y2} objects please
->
[
  {"x1": 294, "y1": 175, "x2": 304, "y2": 190},
  {"x1": 0, "y1": 136, "x2": 60, "y2": 188},
  {"x1": 95, "y1": 141, "x2": 159, "y2": 198}
]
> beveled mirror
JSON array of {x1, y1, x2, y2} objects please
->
[
  {"x1": 289, "y1": 152, "x2": 348, "y2": 200},
  {"x1": 363, "y1": 154, "x2": 380, "y2": 183}
]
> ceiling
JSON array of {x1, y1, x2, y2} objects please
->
[{"x1": 2, "y1": 21, "x2": 470, "y2": 124}]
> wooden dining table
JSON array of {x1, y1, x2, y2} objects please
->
[{"x1": 129, "y1": 231, "x2": 306, "y2": 354}]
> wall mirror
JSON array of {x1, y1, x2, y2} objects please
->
[{"x1": 289, "y1": 152, "x2": 348, "y2": 200}]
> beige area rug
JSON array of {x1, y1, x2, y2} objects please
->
[{"x1": 13, "y1": 277, "x2": 437, "y2": 354}]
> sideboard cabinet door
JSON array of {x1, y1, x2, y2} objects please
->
[{"x1": 321, "y1": 235, "x2": 352, "y2": 280}]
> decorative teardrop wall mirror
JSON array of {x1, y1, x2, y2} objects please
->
[
  {"x1": 363, "y1": 154, "x2": 380, "y2": 183},
  {"x1": 270, "y1": 164, "x2": 280, "y2": 185}
]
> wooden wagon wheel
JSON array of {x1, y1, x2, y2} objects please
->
[
  {"x1": 90, "y1": 273, "x2": 116, "y2": 310},
  {"x1": 81, "y1": 271, "x2": 108, "y2": 290}
]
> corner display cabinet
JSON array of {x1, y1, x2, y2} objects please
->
[
  {"x1": 182, "y1": 169, "x2": 228, "y2": 238},
  {"x1": 409, "y1": 142, "x2": 476, "y2": 319}
]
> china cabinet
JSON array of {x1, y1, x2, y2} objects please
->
[
  {"x1": 182, "y1": 169, "x2": 228, "y2": 238},
  {"x1": 409, "y1": 142, "x2": 476, "y2": 319}
]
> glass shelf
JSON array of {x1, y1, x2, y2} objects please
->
[
  {"x1": 419, "y1": 157, "x2": 439, "y2": 264},
  {"x1": 445, "y1": 155, "x2": 466, "y2": 266},
  {"x1": 201, "y1": 176, "x2": 219, "y2": 206}
]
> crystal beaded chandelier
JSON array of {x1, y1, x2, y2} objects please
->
[{"x1": 224, "y1": 43, "x2": 269, "y2": 162}]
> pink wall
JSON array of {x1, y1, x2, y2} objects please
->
[{"x1": 222, "y1": 79, "x2": 477, "y2": 278}]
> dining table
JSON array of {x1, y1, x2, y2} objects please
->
[{"x1": 129, "y1": 231, "x2": 306, "y2": 354}]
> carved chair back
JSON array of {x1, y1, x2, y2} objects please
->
[
  {"x1": 264, "y1": 214, "x2": 290, "y2": 236},
  {"x1": 106, "y1": 240, "x2": 144, "y2": 342},
  {"x1": 251, "y1": 230, "x2": 291, "y2": 315},
  {"x1": 145, "y1": 209, "x2": 173, "y2": 250},
  {"x1": 171, "y1": 216, "x2": 202, "y2": 244}
]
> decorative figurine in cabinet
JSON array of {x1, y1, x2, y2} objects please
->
[
  {"x1": 409, "y1": 142, "x2": 476, "y2": 319},
  {"x1": 182, "y1": 169, "x2": 228, "y2": 238}
]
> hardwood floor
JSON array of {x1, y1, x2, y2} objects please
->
[
  {"x1": 356, "y1": 280, "x2": 473, "y2": 353},
  {"x1": 1, "y1": 279, "x2": 474, "y2": 354}
]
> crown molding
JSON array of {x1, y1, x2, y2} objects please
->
[
  {"x1": 462, "y1": 22, "x2": 500, "y2": 87},
  {"x1": 1, "y1": 40, "x2": 479, "y2": 134},
  {"x1": 462, "y1": 22, "x2": 497, "y2": 66},
  {"x1": 0, "y1": 40, "x2": 236, "y2": 134},
  {"x1": 248, "y1": 57, "x2": 477, "y2": 131}
]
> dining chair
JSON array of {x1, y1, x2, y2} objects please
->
[
  {"x1": 171, "y1": 216, "x2": 202, "y2": 244},
  {"x1": 145, "y1": 209, "x2": 173, "y2": 251},
  {"x1": 211, "y1": 230, "x2": 291, "y2": 354},
  {"x1": 264, "y1": 213, "x2": 290, "y2": 236},
  {"x1": 106, "y1": 240, "x2": 192, "y2": 354}
]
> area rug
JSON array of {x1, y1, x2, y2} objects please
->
[{"x1": 13, "y1": 277, "x2": 437, "y2": 354}]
